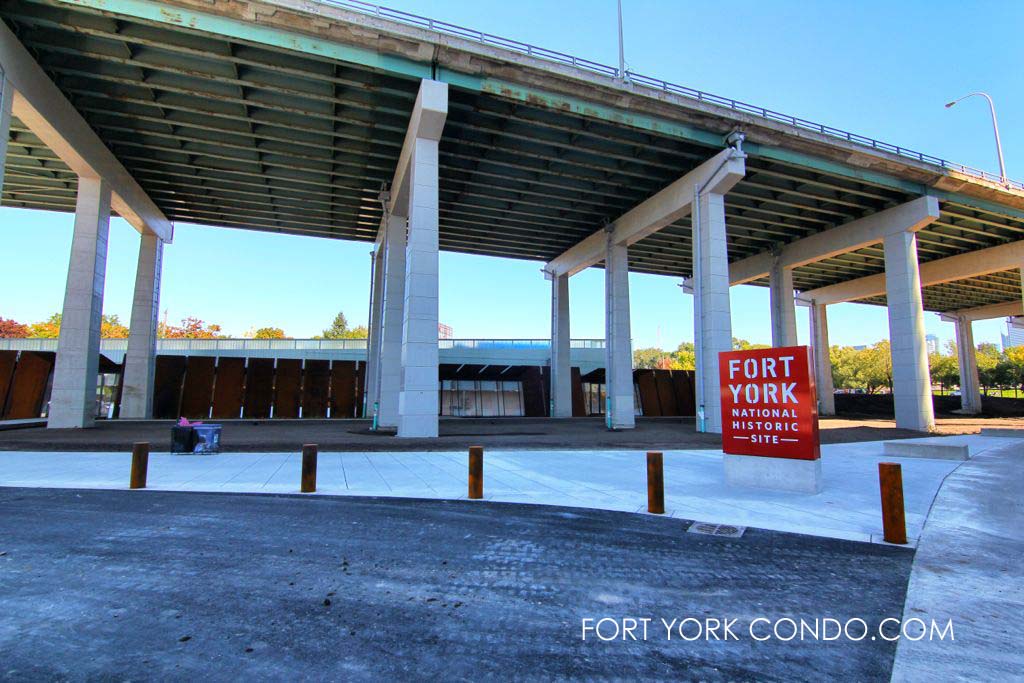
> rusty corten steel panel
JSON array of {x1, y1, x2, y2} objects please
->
[
  {"x1": 330, "y1": 361, "x2": 356, "y2": 418},
  {"x1": 635, "y1": 369, "x2": 661, "y2": 416},
  {"x1": 571, "y1": 366, "x2": 586, "y2": 417},
  {"x1": 672, "y1": 370, "x2": 696, "y2": 416},
  {"x1": 302, "y1": 360, "x2": 330, "y2": 418},
  {"x1": 180, "y1": 356, "x2": 216, "y2": 419},
  {"x1": 654, "y1": 370, "x2": 680, "y2": 416},
  {"x1": 4, "y1": 351, "x2": 54, "y2": 419},
  {"x1": 211, "y1": 357, "x2": 246, "y2": 419},
  {"x1": 243, "y1": 358, "x2": 275, "y2": 419},
  {"x1": 0, "y1": 350, "x2": 17, "y2": 416},
  {"x1": 353, "y1": 361, "x2": 366, "y2": 418},
  {"x1": 521, "y1": 366, "x2": 547, "y2": 417},
  {"x1": 274, "y1": 359, "x2": 302, "y2": 419},
  {"x1": 152, "y1": 355, "x2": 187, "y2": 419}
]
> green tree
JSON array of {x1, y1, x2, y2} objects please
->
[
  {"x1": 1005, "y1": 347, "x2": 1024, "y2": 394},
  {"x1": 733, "y1": 337, "x2": 769, "y2": 351},
  {"x1": 319, "y1": 311, "x2": 368, "y2": 339},
  {"x1": 976, "y1": 343, "x2": 1002, "y2": 394},
  {"x1": 633, "y1": 347, "x2": 669, "y2": 369},
  {"x1": 673, "y1": 342, "x2": 696, "y2": 370},
  {"x1": 829, "y1": 341, "x2": 894, "y2": 394},
  {"x1": 830, "y1": 345, "x2": 864, "y2": 392},
  {"x1": 929, "y1": 352, "x2": 959, "y2": 392}
]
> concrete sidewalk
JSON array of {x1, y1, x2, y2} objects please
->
[
  {"x1": 891, "y1": 437, "x2": 1023, "y2": 682},
  {"x1": 0, "y1": 436, "x2": 1016, "y2": 544}
]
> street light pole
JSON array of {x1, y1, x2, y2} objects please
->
[
  {"x1": 617, "y1": 0, "x2": 627, "y2": 82},
  {"x1": 946, "y1": 92, "x2": 1007, "y2": 185}
]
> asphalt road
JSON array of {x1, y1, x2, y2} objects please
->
[{"x1": 0, "y1": 488, "x2": 913, "y2": 681}]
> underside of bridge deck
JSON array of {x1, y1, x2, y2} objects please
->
[{"x1": 3, "y1": 0, "x2": 1023, "y2": 313}]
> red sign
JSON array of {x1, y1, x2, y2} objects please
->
[{"x1": 718, "y1": 345, "x2": 820, "y2": 460}]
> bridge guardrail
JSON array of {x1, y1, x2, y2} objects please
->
[
  {"x1": 0, "y1": 338, "x2": 608, "y2": 352},
  {"x1": 323, "y1": 0, "x2": 1022, "y2": 191}
]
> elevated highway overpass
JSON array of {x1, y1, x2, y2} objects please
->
[{"x1": 2, "y1": 0, "x2": 1022, "y2": 435}]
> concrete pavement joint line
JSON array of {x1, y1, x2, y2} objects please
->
[
  {"x1": 389, "y1": 452, "x2": 438, "y2": 495},
  {"x1": 219, "y1": 451, "x2": 273, "y2": 487},
  {"x1": 262, "y1": 453, "x2": 292, "y2": 488},
  {"x1": 476, "y1": 453, "x2": 603, "y2": 503},
  {"x1": 485, "y1": 450, "x2": 645, "y2": 504},
  {"x1": 362, "y1": 453, "x2": 392, "y2": 492},
  {"x1": 338, "y1": 452, "x2": 349, "y2": 490}
]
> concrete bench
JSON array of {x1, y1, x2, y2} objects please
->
[{"x1": 883, "y1": 439, "x2": 970, "y2": 461}]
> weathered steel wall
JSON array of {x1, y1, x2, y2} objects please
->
[
  {"x1": 301, "y1": 360, "x2": 330, "y2": 418},
  {"x1": 273, "y1": 359, "x2": 302, "y2": 419},
  {"x1": 152, "y1": 356, "x2": 187, "y2": 419},
  {"x1": 243, "y1": 358, "x2": 275, "y2": 419},
  {"x1": 2, "y1": 351, "x2": 55, "y2": 419},
  {"x1": 210, "y1": 357, "x2": 246, "y2": 419},
  {"x1": 329, "y1": 361, "x2": 354, "y2": 418},
  {"x1": 180, "y1": 356, "x2": 215, "y2": 419}
]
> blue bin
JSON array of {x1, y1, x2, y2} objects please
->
[{"x1": 190, "y1": 424, "x2": 222, "y2": 454}]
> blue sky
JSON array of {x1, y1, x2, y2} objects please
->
[{"x1": 1, "y1": 0, "x2": 1020, "y2": 347}]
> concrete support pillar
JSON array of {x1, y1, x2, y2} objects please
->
[
  {"x1": 378, "y1": 213, "x2": 406, "y2": 429},
  {"x1": 397, "y1": 136, "x2": 440, "y2": 438},
  {"x1": 769, "y1": 261, "x2": 798, "y2": 347},
  {"x1": 48, "y1": 177, "x2": 111, "y2": 428},
  {"x1": 693, "y1": 191, "x2": 733, "y2": 434},
  {"x1": 604, "y1": 239, "x2": 634, "y2": 429},
  {"x1": 364, "y1": 241, "x2": 386, "y2": 417},
  {"x1": 550, "y1": 273, "x2": 572, "y2": 418},
  {"x1": 953, "y1": 315, "x2": 982, "y2": 414},
  {"x1": 120, "y1": 232, "x2": 163, "y2": 418},
  {"x1": 809, "y1": 303, "x2": 836, "y2": 416},
  {"x1": 0, "y1": 75, "x2": 12, "y2": 199},
  {"x1": 883, "y1": 231, "x2": 935, "y2": 431}
]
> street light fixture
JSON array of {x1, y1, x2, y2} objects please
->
[{"x1": 945, "y1": 92, "x2": 1008, "y2": 185}]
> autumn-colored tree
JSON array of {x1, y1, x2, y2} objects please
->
[
  {"x1": 0, "y1": 317, "x2": 29, "y2": 338},
  {"x1": 253, "y1": 327, "x2": 287, "y2": 339},
  {"x1": 632, "y1": 341, "x2": 696, "y2": 371},
  {"x1": 159, "y1": 316, "x2": 223, "y2": 339},
  {"x1": 28, "y1": 313, "x2": 62, "y2": 338},
  {"x1": 101, "y1": 314, "x2": 130, "y2": 339}
]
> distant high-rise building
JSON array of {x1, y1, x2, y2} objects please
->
[
  {"x1": 925, "y1": 334, "x2": 939, "y2": 355},
  {"x1": 438, "y1": 323, "x2": 454, "y2": 340},
  {"x1": 1001, "y1": 318, "x2": 1024, "y2": 350}
]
